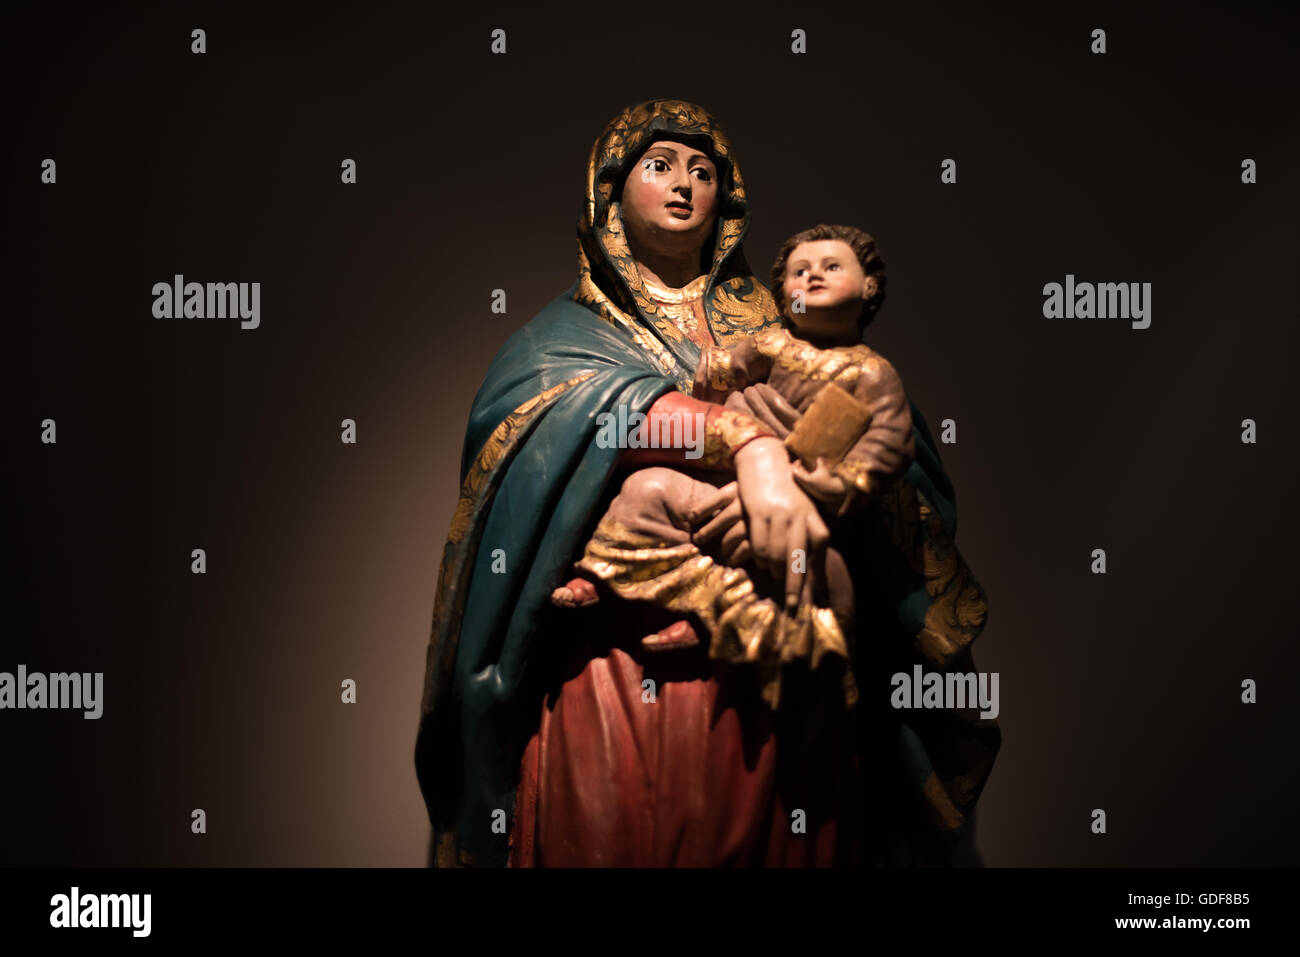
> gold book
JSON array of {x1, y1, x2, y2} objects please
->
[{"x1": 784, "y1": 383, "x2": 873, "y2": 469}]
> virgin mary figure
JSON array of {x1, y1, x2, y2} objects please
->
[{"x1": 415, "y1": 99, "x2": 1000, "y2": 867}]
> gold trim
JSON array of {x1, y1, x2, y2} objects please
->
[
  {"x1": 640, "y1": 272, "x2": 710, "y2": 303},
  {"x1": 576, "y1": 515, "x2": 857, "y2": 711},
  {"x1": 873, "y1": 480, "x2": 988, "y2": 666},
  {"x1": 424, "y1": 371, "x2": 600, "y2": 721},
  {"x1": 831, "y1": 457, "x2": 872, "y2": 496},
  {"x1": 753, "y1": 324, "x2": 888, "y2": 384},
  {"x1": 922, "y1": 773, "x2": 965, "y2": 833},
  {"x1": 705, "y1": 346, "x2": 734, "y2": 392},
  {"x1": 699, "y1": 408, "x2": 773, "y2": 470},
  {"x1": 447, "y1": 372, "x2": 598, "y2": 544}
]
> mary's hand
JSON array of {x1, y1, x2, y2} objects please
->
[{"x1": 729, "y1": 437, "x2": 830, "y2": 608}]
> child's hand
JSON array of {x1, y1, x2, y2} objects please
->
[
  {"x1": 792, "y1": 458, "x2": 849, "y2": 511},
  {"x1": 738, "y1": 383, "x2": 800, "y2": 440}
]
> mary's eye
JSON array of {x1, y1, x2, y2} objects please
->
[{"x1": 692, "y1": 167, "x2": 713, "y2": 182}]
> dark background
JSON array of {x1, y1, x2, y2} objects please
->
[{"x1": 4, "y1": 0, "x2": 1297, "y2": 866}]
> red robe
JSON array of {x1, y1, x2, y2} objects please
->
[{"x1": 509, "y1": 581, "x2": 861, "y2": 867}]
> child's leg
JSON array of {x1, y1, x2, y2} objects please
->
[
  {"x1": 550, "y1": 466, "x2": 710, "y2": 609},
  {"x1": 573, "y1": 468, "x2": 842, "y2": 709},
  {"x1": 553, "y1": 466, "x2": 859, "y2": 711},
  {"x1": 550, "y1": 577, "x2": 599, "y2": 607},
  {"x1": 559, "y1": 466, "x2": 737, "y2": 649}
]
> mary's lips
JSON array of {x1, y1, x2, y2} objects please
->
[{"x1": 665, "y1": 202, "x2": 692, "y2": 210}]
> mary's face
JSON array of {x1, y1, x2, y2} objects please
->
[{"x1": 619, "y1": 138, "x2": 719, "y2": 256}]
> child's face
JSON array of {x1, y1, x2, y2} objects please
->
[{"x1": 782, "y1": 239, "x2": 877, "y2": 339}]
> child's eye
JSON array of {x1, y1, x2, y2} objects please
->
[
  {"x1": 828, "y1": 263, "x2": 840, "y2": 271},
  {"x1": 793, "y1": 267, "x2": 807, "y2": 276}
]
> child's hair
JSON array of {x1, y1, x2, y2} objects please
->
[{"x1": 769, "y1": 224, "x2": 887, "y2": 332}]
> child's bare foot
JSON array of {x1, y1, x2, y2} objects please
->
[
  {"x1": 641, "y1": 619, "x2": 701, "y2": 651},
  {"x1": 550, "y1": 576, "x2": 600, "y2": 607}
]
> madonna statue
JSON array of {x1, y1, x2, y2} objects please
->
[{"x1": 415, "y1": 99, "x2": 1000, "y2": 866}]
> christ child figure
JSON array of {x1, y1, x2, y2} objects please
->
[{"x1": 551, "y1": 224, "x2": 916, "y2": 713}]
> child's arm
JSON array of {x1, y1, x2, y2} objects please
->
[
  {"x1": 832, "y1": 354, "x2": 916, "y2": 511},
  {"x1": 788, "y1": 354, "x2": 915, "y2": 518},
  {"x1": 691, "y1": 335, "x2": 774, "y2": 404}
]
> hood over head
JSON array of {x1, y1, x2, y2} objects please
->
[{"x1": 573, "y1": 99, "x2": 779, "y2": 383}]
